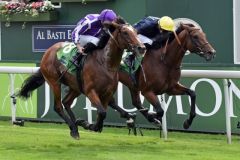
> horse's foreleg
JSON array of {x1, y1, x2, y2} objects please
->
[
  {"x1": 167, "y1": 83, "x2": 196, "y2": 129},
  {"x1": 130, "y1": 90, "x2": 155, "y2": 122},
  {"x1": 62, "y1": 90, "x2": 79, "y2": 123},
  {"x1": 142, "y1": 91, "x2": 163, "y2": 126},
  {"x1": 86, "y1": 90, "x2": 106, "y2": 132},
  {"x1": 50, "y1": 83, "x2": 79, "y2": 139}
]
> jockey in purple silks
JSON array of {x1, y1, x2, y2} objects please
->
[{"x1": 71, "y1": 9, "x2": 117, "y2": 66}]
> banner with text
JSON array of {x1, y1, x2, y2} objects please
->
[{"x1": 32, "y1": 25, "x2": 75, "y2": 52}]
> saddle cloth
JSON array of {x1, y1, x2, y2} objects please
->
[
  {"x1": 57, "y1": 42, "x2": 78, "y2": 74},
  {"x1": 57, "y1": 43, "x2": 144, "y2": 75}
]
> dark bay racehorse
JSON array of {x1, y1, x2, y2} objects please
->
[
  {"x1": 109, "y1": 23, "x2": 216, "y2": 129},
  {"x1": 17, "y1": 18, "x2": 146, "y2": 139}
]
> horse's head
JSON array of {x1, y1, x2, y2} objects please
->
[
  {"x1": 180, "y1": 23, "x2": 216, "y2": 61},
  {"x1": 103, "y1": 17, "x2": 146, "y2": 56}
]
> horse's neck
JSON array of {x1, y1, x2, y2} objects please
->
[
  {"x1": 162, "y1": 30, "x2": 188, "y2": 68},
  {"x1": 103, "y1": 39, "x2": 123, "y2": 71}
]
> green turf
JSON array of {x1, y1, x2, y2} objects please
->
[{"x1": 0, "y1": 121, "x2": 240, "y2": 160}]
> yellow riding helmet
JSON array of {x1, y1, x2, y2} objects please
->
[{"x1": 158, "y1": 16, "x2": 175, "y2": 32}]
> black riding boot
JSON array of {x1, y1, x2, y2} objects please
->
[
  {"x1": 71, "y1": 42, "x2": 97, "y2": 67},
  {"x1": 71, "y1": 52, "x2": 83, "y2": 67},
  {"x1": 124, "y1": 54, "x2": 136, "y2": 84},
  {"x1": 83, "y1": 42, "x2": 97, "y2": 53}
]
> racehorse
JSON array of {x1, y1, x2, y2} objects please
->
[
  {"x1": 108, "y1": 23, "x2": 216, "y2": 129},
  {"x1": 17, "y1": 17, "x2": 146, "y2": 139}
]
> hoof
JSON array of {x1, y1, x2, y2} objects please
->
[
  {"x1": 152, "y1": 118, "x2": 162, "y2": 127},
  {"x1": 126, "y1": 113, "x2": 136, "y2": 127},
  {"x1": 126, "y1": 119, "x2": 135, "y2": 129},
  {"x1": 147, "y1": 112, "x2": 157, "y2": 122},
  {"x1": 89, "y1": 124, "x2": 102, "y2": 133},
  {"x1": 76, "y1": 119, "x2": 90, "y2": 130},
  {"x1": 126, "y1": 118, "x2": 134, "y2": 124},
  {"x1": 183, "y1": 120, "x2": 190, "y2": 129},
  {"x1": 70, "y1": 130, "x2": 80, "y2": 140}
]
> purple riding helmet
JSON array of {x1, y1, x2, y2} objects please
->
[{"x1": 98, "y1": 9, "x2": 117, "y2": 23}]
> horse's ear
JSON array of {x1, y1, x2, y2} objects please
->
[
  {"x1": 111, "y1": 21, "x2": 121, "y2": 29},
  {"x1": 180, "y1": 22, "x2": 186, "y2": 28},
  {"x1": 102, "y1": 21, "x2": 120, "y2": 30},
  {"x1": 180, "y1": 23, "x2": 190, "y2": 30},
  {"x1": 102, "y1": 21, "x2": 113, "y2": 29}
]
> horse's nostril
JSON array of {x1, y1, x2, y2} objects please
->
[
  {"x1": 138, "y1": 46, "x2": 146, "y2": 53},
  {"x1": 212, "y1": 49, "x2": 216, "y2": 53}
]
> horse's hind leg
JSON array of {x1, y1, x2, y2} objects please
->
[
  {"x1": 62, "y1": 89, "x2": 79, "y2": 123},
  {"x1": 130, "y1": 89, "x2": 158, "y2": 123},
  {"x1": 48, "y1": 82, "x2": 79, "y2": 139},
  {"x1": 167, "y1": 83, "x2": 196, "y2": 129}
]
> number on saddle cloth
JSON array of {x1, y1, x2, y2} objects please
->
[{"x1": 56, "y1": 42, "x2": 78, "y2": 74}]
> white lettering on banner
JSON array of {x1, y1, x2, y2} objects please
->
[
  {"x1": 47, "y1": 30, "x2": 66, "y2": 40},
  {"x1": 68, "y1": 30, "x2": 72, "y2": 39},
  {"x1": 229, "y1": 80, "x2": 240, "y2": 117},
  {"x1": 190, "y1": 78, "x2": 222, "y2": 117},
  {"x1": 36, "y1": 31, "x2": 45, "y2": 40},
  {"x1": 176, "y1": 96, "x2": 187, "y2": 115},
  {"x1": 40, "y1": 79, "x2": 240, "y2": 118}
]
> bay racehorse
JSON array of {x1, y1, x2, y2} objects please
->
[
  {"x1": 17, "y1": 17, "x2": 146, "y2": 139},
  {"x1": 108, "y1": 23, "x2": 216, "y2": 129}
]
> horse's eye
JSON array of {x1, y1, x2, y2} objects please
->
[
  {"x1": 193, "y1": 35, "x2": 198, "y2": 39},
  {"x1": 124, "y1": 32, "x2": 129, "y2": 36}
]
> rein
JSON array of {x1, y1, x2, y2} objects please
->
[
  {"x1": 174, "y1": 27, "x2": 209, "y2": 55},
  {"x1": 107, "y1": 29, "x2": 121, "y2": 49}
]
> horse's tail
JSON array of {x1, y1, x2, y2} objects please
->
[{"x1": 17, "y1": 69, "x2": 45, "y2": 99}]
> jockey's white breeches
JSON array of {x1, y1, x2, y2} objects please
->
[
  {"x1": 78, "y1": 35, "x2": 100, "y2": 46},
  {"x1": 137, "y1": 34, "x2": 153, "y2": 45}
]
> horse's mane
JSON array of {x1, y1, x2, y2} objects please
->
[
  {"x1": 115, "y1": 16, "x2": 127, "y2": 24},
  {"x1": 98, "y1": 16, "x2": 127, "y2": 49}
]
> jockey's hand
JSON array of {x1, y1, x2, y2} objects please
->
[{"x1": 76, "y1": 43, "x2": 84, "y2": 53}]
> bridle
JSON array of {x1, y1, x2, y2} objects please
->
[
  {"x1": 106, "y1": 24, "x2": 141, "y2": 53},
  {"x1": 176, "y1": 27, "x2": 209, "y2": 55},
  {"x1": 160, "y1": 26, "x2": 209, "y2": 69}
]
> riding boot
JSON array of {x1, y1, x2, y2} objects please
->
[
  {"x1": 83, "y1": 42, "x2": 97, "y2": 53},
  {"x1": 144, "y1": 43, "x2": 152, "y2": 50},
  {"x1": 124, "y1": 55, "x2": 136, "y2": 84},
  {"x1": 71, "y1": 52, "x2": 83, "y2": 67},
  {"x1": 124, "y1": 54, "x2": 134, "y2": 67}
]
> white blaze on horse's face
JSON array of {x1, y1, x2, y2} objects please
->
[
  {"x1": 127, "y1": 25, "x2": 135, "y2": 32},
  {"x1": 126, "y1": 25, "x2": 145, "y2": 48}
]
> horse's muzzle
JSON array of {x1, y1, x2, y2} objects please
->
[
  {"x1": 132, "y1": 45, "x2": 146, "y2": 56},
  {"x1": 204, "y1": 49, "x2": 216, "y2": 61}
]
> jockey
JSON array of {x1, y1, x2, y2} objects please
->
[
  {"x1": 134, "y1": 16, "x2": 175, "y2": 49},
  {"x1": 123, "y1": 16, "x2": 175, "y2": 83},
  {"x1": 71, "y1": 9, "x2": 117, "y2": 66}
]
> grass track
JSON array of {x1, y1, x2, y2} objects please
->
[{"x1": 0, "y1": 121, "x2": 240, "y2": 160}]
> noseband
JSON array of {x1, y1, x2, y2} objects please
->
[{"x1": 188, "y1": 29, "x2": 209, "y2": 54}]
